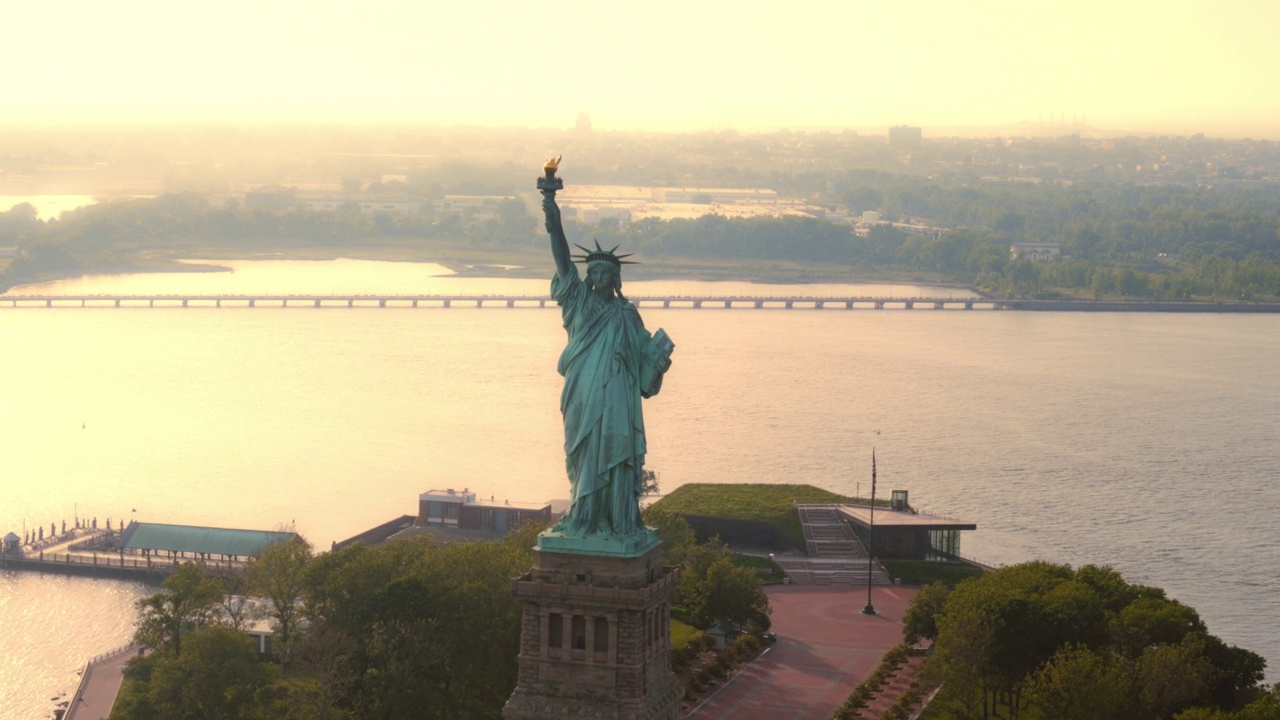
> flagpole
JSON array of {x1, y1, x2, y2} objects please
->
[{"x1": 862, "y1": 448, "x2": 878, "y2": 615}]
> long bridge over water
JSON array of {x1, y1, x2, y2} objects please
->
[
  {"x1": 0, "y1": 294, "x2": 995, "y2": 310},
  {"x1": 3, "y1": 294, "x2": 1279, "y2": 312}
]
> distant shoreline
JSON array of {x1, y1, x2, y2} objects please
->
[
  {"x1": 2, "y1": 251, "x2": 982, "y2": 295},
  {"x1": 7, "y1": 255, "x2": 1280, "y2": 313}
]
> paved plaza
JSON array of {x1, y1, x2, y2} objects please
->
[{"x1": 690, "y1": 584, "x2": 918, "y2": 720}]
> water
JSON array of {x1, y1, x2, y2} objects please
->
[
  {"x1": 0, "y1": 195, "x2": 100, "y2": 221},
  {"x1": 2, "y1": 261, "x2": 1278, "y2": 717}
]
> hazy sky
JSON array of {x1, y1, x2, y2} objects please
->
[{"x1": 5, "y1": 0, "x2": 1277, "y2": 136}]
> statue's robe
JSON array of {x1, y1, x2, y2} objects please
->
[{"x1": 550, "y1": 271, "x2": 659, "y2": 536}]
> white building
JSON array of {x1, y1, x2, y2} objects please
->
[{"x1": 1010, "y1": 242, "x2": 1061, "y2": 261}]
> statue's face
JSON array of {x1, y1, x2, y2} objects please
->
[{"x1": 588, "y1": 263, "x2": 618, "y2": 295}]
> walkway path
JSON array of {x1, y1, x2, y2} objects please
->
[
  {"x1": 65, "y1": 646, "x2": 141, "y2": 720},
  {"x1": 690, "y1": 584, "x2": 917, "y2": 720}
]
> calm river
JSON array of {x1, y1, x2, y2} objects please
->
[{"x1": 2, "y1": 259, "x2": 1277, "y2": 716}]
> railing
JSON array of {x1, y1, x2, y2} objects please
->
[
  {"x1": 65, "y1": 643, "x2": 139, "y2": 720},
  {"x1": 17, "y1": 552, "x2": 246, "y2": 573},
  {"x1": 911, "y1": 508, "x2": 967, "y2": 523},
  {"x1": 23, "y1": 530, "x2": 84, "y2": 552},
  {"x1": 0, "y1": 293, "x2": 993, "y2": 309},
  {"x1": 83, "y1": 642, "x2": 137, "y2": 668},
  {"x1": 952, "y1": 552, "x2": 999, "y2": 570},
  {"x1": 68, "y1": 530, "x2": 117, "y2": 551}
]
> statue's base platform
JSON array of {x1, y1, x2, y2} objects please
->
[
  {"x1": 504, "y1": 532, "x2": 681, "y2": 720},
  {"x1": 536, "y1": 527, "x2": 661, "y2": 559}
]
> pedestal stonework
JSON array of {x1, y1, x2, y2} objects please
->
[{"x1": 502, "y1": 541, "x2": 683, "y2": 720}]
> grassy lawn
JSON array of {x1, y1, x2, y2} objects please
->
[
  {"x1": 730, "y1": 552, "x2": 787, "y2": 583},
  {"x1": 880, "y1": 559, "x2": 986, "y2": 587},
  {"x1": 671, "y1": 619, "x2": 700, "y2": 650},
  {"x1": 653, "y1": 483, "x2": 867, "y2": 548}
]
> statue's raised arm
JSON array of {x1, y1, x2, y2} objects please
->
[{"x1": 539, "y1": 156, "x2": 576, "y2": 281}]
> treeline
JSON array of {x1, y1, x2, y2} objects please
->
[
  {"x1": 112, "y1": 510, "x2": 770, "y2": 720},
  {"x1": 0, "y1": 193, "x2": 537, "y2": 291},
  {"x1": 4, "y1": 174, "x2": 1280, "y2": 300},
  {"x1": 904, "y1": 562, "x2": 1278, "y2": 720},
  {"x1": 115, "y1": 535, "x2": 533, "y2": 719},
  {"x1": 838, "y1": 171, "x2": 1280, "y2": 260}
]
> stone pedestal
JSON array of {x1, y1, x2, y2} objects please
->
[{"x1": 502, "y1": 540, "x2": 682, "y2": 720}]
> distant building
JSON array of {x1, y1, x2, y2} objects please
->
[
  {"x1": 243, "y1": 188, "x2": 297, "y2": 211},
  {"x1": 417, "y1": 488, "x2": 553, "y2": 534},
  {"x1": 295, "y1": 193, "x2": 422, "y2": 216},
  {"x1": 579, "y1": 206, "x2": 633, "y2": 224},
  {"x1": 439, "y1": 195, "x2": 510, "y2": 211},
  {"x1": 1010, "y1": 242, "x2": 1061, "y2": 261},
  {"x1": 655, "y1": 188, "x2": 778, "y2": 204},
  {"x1": 889, "y1": 125, "x2": 923, "y2": 151}
]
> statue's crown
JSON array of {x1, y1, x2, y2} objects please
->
[{"x1": 573, "y1": 240, "x2": 637, "y2": 268}]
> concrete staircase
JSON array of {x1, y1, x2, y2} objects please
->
[{"x1": 778, "y1": 505, "x2": 893, "y2": 586}]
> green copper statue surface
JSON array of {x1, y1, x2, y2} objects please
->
[{"x1": 538, "y1": 157, "x2": 673, "y2": 543}]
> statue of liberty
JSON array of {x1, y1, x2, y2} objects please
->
[{"x1": 538, "y1": 157, "x2": 674, "y2": 540}]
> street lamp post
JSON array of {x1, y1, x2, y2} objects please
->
[{"x1": 862, "y1": 449, "x2": 878, "y2": 615}]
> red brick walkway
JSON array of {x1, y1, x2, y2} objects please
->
[{"x1": 690, "y1": 585, "x2": 917, "y2": 720}]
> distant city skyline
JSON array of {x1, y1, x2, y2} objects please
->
[{"x1": 4, "y1": 0, "x2": 1277, "y2": 139}]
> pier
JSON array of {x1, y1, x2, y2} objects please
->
[
  {"x1": 1, "y1": 523, "x2": 283, "y2": 581},
  {"x1": 3, "y1": 294, "x2": 1278, "y2": 312}
]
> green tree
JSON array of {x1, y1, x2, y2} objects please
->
[
  {"x1": 1138, "y1": 636, "x2": 1216, "y2": 719},
  {"x1": 284, "y1": 623, "x2": 360, "y2": 720},
  {"x1": 1024, "y1": 643, "x2": 1135, "y2": 720},
  {"x1": 902, "y1": 580, "x2": 949, "y2": 644},
  {"x1": 689, "y1": 554, "x2": 771, "y2": 632},
  {"x1": 1110, "y1": 595, "x2": 1206, "y2": 659},
  {"x1": 674, "y1": 541, "x2": 771, "y2": 633},
  {"x1": 502, "y1": 518, "x2": 551, "y2": 554},
  {"x1": 141, "y1": 625, "x2": 281, "y2": 720},
  {"x1": 296, "y1": 537, "x2": 531, "y2": 719},
  {"x1": 246, "y1": 537, "x2": 313, "y2": 666},
  {"x1": 641, "y1": 504, "x2": 697, "y2": 568},
  {"x1": 216, "y1": 575, "x2": 264, "y2": 634},
  {"x1": 134, "y1": 563, "x2": 225, "y2": 657}
]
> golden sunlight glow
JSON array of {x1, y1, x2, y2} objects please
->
[{"x1": 3, "y1": 0, "x2": 1277, "y2": 136}]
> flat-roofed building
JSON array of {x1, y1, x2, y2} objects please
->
[
  {"x1": 1010, "y1": 242, "x2": 1061, "y2": 261},
  {"x1": 654, "y1": 187, "x2": 778, "y2": 204},
  {"x1": 117, "y1": 522, "x2": 301, "y2": 562},
  {"x1": 417, "y1": 487, "x2": 553, "y2": 534},
  {"x1": 837, "y1": 490, "x2": 977, "y2": 560},
  {"x1": 294, "y1": 193, "x2": 422, "y2": 216}
]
